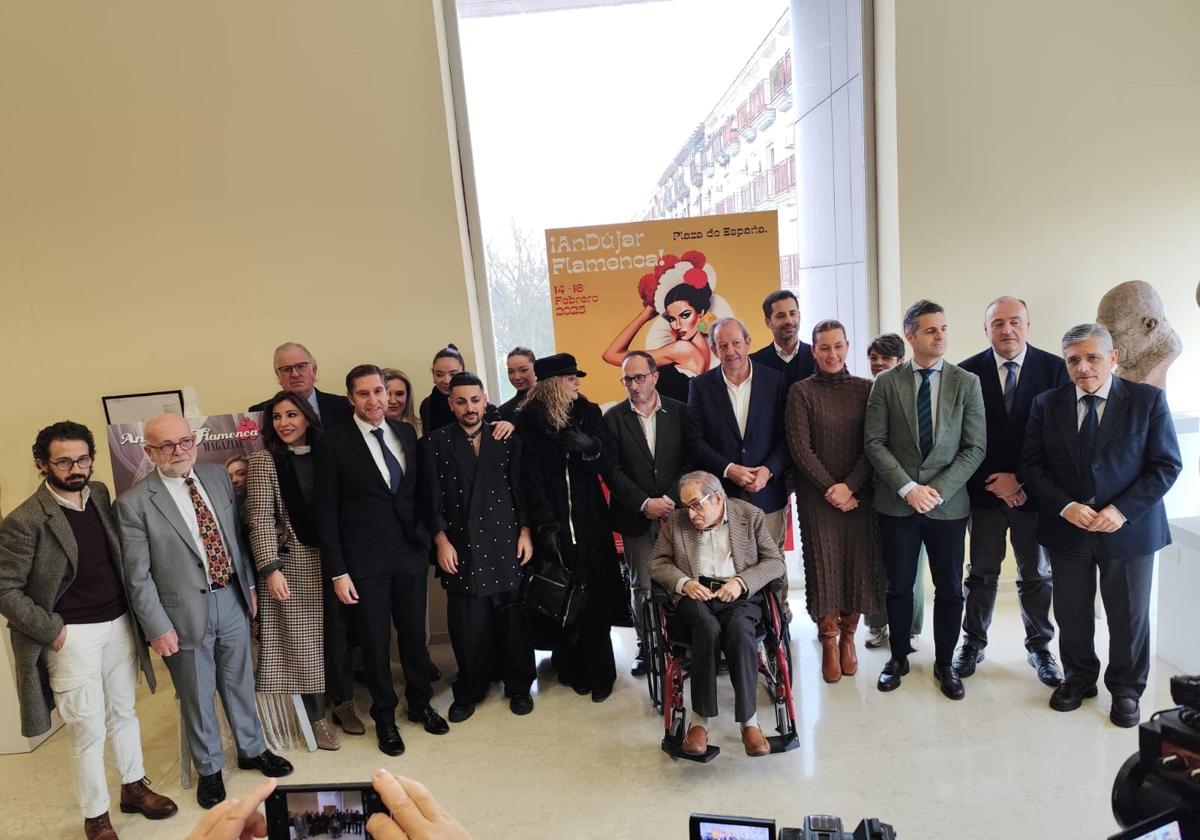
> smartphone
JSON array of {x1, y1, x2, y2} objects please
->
[
  {"x1": 265, "y1": 782, "x2": 386, "y2": 840},
  {"x1": 690, "y1": 812, "x2": 777, "y2": 840}
]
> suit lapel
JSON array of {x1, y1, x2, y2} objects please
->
[
  {"x1": 680, "y1": 516, "x2": 703, "y2": 580},
  {"x1": 620, "y1": 404, "x2": 654, "y2": 464},
  {"x1": 38, "y1": 486, "x2": 78, "y2": 570},
  {"x1": 745, "y1": 363, "x2": 773, "y2": 440},
  {"x1": 933, "y1": 364, "x2": 957, "y2": 449},
  {"x1": 1094, "y1": 376, "x2": 1128, "y2": 456},
  {"x1": 895, "y1": 362, "x2": 920, "y2": 448},
  {"x1": 977, "y1": 353, "x2": 1007, "y2": 427},
  {"x1": 1054, "y1": 385, "x2": 1081, "y2": 473},
  {"x1": 449, "y1": 426, "x2": 478, "y2": 501},
  {"x1": 92, "y1": 485, "x2": 125, "y2": 572},
  {"x1": 146, "y1": 471, "x2": 204, "y2": 561}
]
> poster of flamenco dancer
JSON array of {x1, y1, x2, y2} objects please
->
[{"x1": 545, "y1": 210, "x2": 780, "y2": 406}]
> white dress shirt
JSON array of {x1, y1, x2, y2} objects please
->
[
  {"x1": 773, "y1": 342, "x2": 799, "y2": 364},
  {"x1": 994, "y1": 347, "x2": 1027, "y2": 391},
  {"x1": 48, "y1": 482, "x2": 90, "y2": 512},
  {"x1": 157, "y1": 467, "x2": 224, "y2": 585},
  {"x1": 354, "y1": 414, "x2": 407, "y2": 487},
  {"x1": 723, "y1": 365, "x2": 753, "y2": 439},
  {"x1": 674, "y1": 510, "x2": 738, "y2": 594},
  {"x1": 897, "y1": 358, "x2": 946, "y2": 501},
  {"x1": 630, "y1": 393, "x2": 661, "y2": 458}
]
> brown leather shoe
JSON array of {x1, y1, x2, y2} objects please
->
[
  {"x1": 681, "y1": 724, "x2": 708, "y2": 756},
  {"x1": 838, "y1": 611, "x2": 860, "y2": 676},
  {"x1": 819, "y1": 614, "x2": 841, "y2": 683},
  {"x1": 332, "y1": 700, "x2": 365, "y2": 735},
  {"x1": 119, "y1": 779, "x2": 178, "y2": 820},
  {"x1": 312, "y1": 718, "x2": 341, "y2": 751},
  {"x1": 741, "y1": 725, "x2": 770, "y2": 757},
  {"x1": 84, "y1": 813, "x2": 118, "y2": 840}
]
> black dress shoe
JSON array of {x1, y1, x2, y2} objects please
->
[
  {"x1": 877, "y1": 658, "x2": 909, "y2": 692},
  {"x1": 1049, "y1": 681, "x2": 1098, "y2": 712},
  {"x1": 1027, "y1": 649, "x2": 1064, "y2": 687},
  {"x1": 509, "y1": 693, "x2": 534, "y2": 715},
  {"x1": 196, "y1": 772, "x2": 225, "y2": 809},
  {"x1": 933, "y1": 663, "x2": 965, "y2": 700},
  {"x1": 1110, "y1": 696, "x2": 1141, "y2": 728},
  {"x1": 377, "y1": 723, "x2": 406, "y2": 756},
  {"x1": 447, "y1": 701, "x2": 475, "y2": 723},
  {"x1": 236, "y1": 749, "x2": 294, "y2": 777},
  {"x1": 952, "y1": 643, "x2": 983, "y2": 678},
  {"x1": 591, "y1": 686, "x2": 613, "y2": 703},
  {"x1": 407, "y1": 705, "x2": 450, "y2": 735}
]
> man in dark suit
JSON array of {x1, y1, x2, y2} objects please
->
[
  {"x1": 419, "y1": 372, "x2": 535, "y2": 721},
  {"x1": 747, "y1": 289, "x2": 816, "y2": 389},
  {"x1": 954, "y1": 297, "x2": 1069, "y2": 687},
  {"x1": 688, "y1": 318, "x2": 791, "y2": 615},
  {"x1": 316, "y1": 364, "x2": 448, "y2": 756},
  {"x1": 249, "y1": 342, "x2": 353, "y2": 429},
  {"x1": 864, "y1": 300, "x2": 986, "y2": 700},
  {"x1": 1020, "y1": 323, "x2": 1181, "y2": 727},
  {"x1": 604, "y1": 350, "x2": 696, "y2": 675}
]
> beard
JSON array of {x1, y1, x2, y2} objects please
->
[{"x1": 46, "y1": 469, "x2": 90, "y2": 494}]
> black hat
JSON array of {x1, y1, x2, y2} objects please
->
[{"x1": 534, "y1": 353, "x2": 588, "y2": 380}]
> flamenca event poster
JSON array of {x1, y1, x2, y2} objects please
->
[
  {"x1": 545, "y1": 210, "x2": 780, "y2": 406},
  {"x1": 106, "y1": 413, "x2": 265, "y2": 497}
]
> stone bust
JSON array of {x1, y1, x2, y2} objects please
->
[{"x1": 1096, "y1": 280, "x2": 1182, "y2": 390}]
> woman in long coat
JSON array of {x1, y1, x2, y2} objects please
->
[
  {"x1": 246, "y1": 390, "x2": 338, "y2": 749},
  {"x1": 515, "y1": 353, "x2": 625, "y2": 702},
  {"x1": 785, "y1": 320, "x2": 880, "y2": 684}
]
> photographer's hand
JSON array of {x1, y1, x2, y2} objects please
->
[
  {"x1": 367, "y1": 769, "x2": 473, "y2": 840},
  {"x1": 184, "y1": 778, "x2": 275, "y2": 840}
]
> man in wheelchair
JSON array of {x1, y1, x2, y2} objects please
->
[{"x1": 648, "y1": 471, "x2": 787, "y2": 758}]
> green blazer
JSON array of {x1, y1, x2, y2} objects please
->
[{"x1": 864, "y1": 360, "x2": 986, "y2": 520}]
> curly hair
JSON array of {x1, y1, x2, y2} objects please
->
[
  {"x1": 32, "y1": 421, "x2": 95, "y2": 465},
  {"x1": 524, "y1": 376, "x2": 575, "y2": 431}
]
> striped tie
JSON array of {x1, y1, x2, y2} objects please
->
[
  {"x1": 1002, "y1": 361, "x2": 1019, "y2": 415},
  {"x1": 917, "y1": 368, "x2": 934, "y2": 459}
]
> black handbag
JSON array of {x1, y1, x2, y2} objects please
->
[{"x1": 520, "y1": 552, "x2": 588, "y2": 630}]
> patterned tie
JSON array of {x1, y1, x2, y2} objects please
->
[
  {"x1": 370, "y1": 427, "x2": 403, "y2": 494},
  {"x1": 184, "y1": 477, "x2": 232, "y2": 587},
  {"x1": 1078, "y1": 394, "x2": 1101, "y2": 502},
  {"x1": 917, "y1": 368, "x2": 935, "y2": 459},
  {"x1": 1002, "y1": 361, "x2": 1019, "y2": 415}
]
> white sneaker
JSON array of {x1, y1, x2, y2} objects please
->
[{"x1": 865, "y1": 626, "x2": 889, "y2": 649}]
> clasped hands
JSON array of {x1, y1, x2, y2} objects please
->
[
  {"x1": 725, "y1": 464, "x2": 771, "y2": 494},
  {"x1": 824, "y1": 482, "x2": 859, "y2": 512},
  {"x1": 682, "y1": 577, "x2": 744, "y2": 603},
  {"x1": 1063, "y1": 502, "x2": 1125, "y2": 533},
  {"x1": 985, "y1": 472, "x2": 1026, "y2": 507}
]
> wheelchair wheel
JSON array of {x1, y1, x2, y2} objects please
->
[{"x1": 642, "y1": 597, "x2": 665, "y2": 712}]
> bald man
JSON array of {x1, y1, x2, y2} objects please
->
[{"x1": 115, "y1": 414, "x2": 292, "y2": 810}]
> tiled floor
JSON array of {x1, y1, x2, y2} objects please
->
[{"x1": 4, "y1": 593, "x2": 1179, "y2": 840}]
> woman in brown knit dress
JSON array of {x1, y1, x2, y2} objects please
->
[{"x1": 785, "y1": 319, "x2": 880, "y2": 683}]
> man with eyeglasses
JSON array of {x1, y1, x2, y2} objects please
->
[
  {"x1": 115, "y1": 413, "x2": 292, "y2": 810},
  {"x1": 603, "y1": 350, "x2": 697, "y2": 676},
  {"x1": 249, "y1": 342, "x2": 353, "y2": 429},
  {"x1": 647, "y1": 471, "x2": 786, "y2": 758},
  {"x1": 0, "y1": 422, "x2": 177, "y2": 840}
]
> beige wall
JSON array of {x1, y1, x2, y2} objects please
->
[{"x1": 878, "y1": 0, "x2": 1200, "y2": 411}]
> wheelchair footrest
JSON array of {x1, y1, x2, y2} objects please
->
[
  {"x1": 662, "y1": 736, "x2": 721, "y2": 763},
  {"x1": 767, "y1": 733, "x2": 799, "y2": 754}
]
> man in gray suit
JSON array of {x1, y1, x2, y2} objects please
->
[
  {"x1": 0, "y1": 421, "x2": 176, "y2": 840},
  {"x1": 114, "y1": 413, "x2": 292, "y2": 810},
  {"x1": 865, "y1": 300, "x2": 985, "y2": 700}
]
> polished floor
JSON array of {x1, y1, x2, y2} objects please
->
[{"x1": 5, "y1": 592, "x2": 1179, "y2": 840}]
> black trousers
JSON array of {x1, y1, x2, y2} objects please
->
[
  {"x1": 963, "y1": 505, "x2": 1054, "y2": 651},
  {"x1": 323, "y1": 578, "x2": 355, "y2": 705},
  {"x1": 447, "y1": 589, "x2": 535, "y2": 704},
  {"x1": 879, "y1": 513, "x2": 967, "y2": 665},
  {"x1": 354, "y1": 567, "x2": 435, "y2": 725},
  {"x1": 672, "y1": 593, "x2": 763, "y2": 722},
  {"x1": 1048, "y1": 535, "x2": 1152, "y2": 700}
]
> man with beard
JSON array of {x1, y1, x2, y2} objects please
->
[
  {"x1": 748, "y1": 289, "x2": 816, "y2": 389},
  {"x1": 498, "y1": 347, "x2": 537, "y2": 420},
  {"x1": 0, "y1": 422, "x2": 177, "y2": 840},
  {"x1": 249, "y1": 342, "x2": 353, "y2": 429},
  {"x1": 420, "y1": 372, "x2": 535, "y2": 721}
]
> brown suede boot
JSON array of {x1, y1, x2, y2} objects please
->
[
  {"x1": 84, "y1": 813, "x2": 118, "y2": 840},
  {"x1": 120, "y1": 778, "x2": 178, "y2": 820},
  {"x1": 819, "y1": 614, "x2": 841, "y2": 683},
  {"x1": 839, "y1": 611, "x2": 861, "y2": 676}
]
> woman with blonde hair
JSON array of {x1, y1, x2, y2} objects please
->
[{"x1": 382, "y1": 368, "x2": 421, "y2": 436}]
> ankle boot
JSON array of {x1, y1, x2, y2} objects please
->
[
  {"x1": 818, "y1": 614, "x2": 841, "y2": 683},
  {"x1": 839, "y1": 611, "x2": 861, "y2": 675}
]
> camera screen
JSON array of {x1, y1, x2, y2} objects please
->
[
  {"x1": 284, "y1": 789, "x2": 370, "y2": 839},
  {"x1": 1131, "y1": 822, "x2": 1182, "y2": 840},
  {"x1": 697, "y1": 822, "x2": 773, "y2": 840}
]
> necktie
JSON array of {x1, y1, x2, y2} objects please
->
[
  {"x1": 1078, "y1": 394, "x2": 1100, "y2": 502},
  {"x1": 184, "y1": 477, "x2": 232, "y2": 587},
  {"x1": 1002, "y1": 361, "x2": 1019, "y2": 415},
  {"x1": 917, "y1": 368, "x2": 934, "y2": 459},
  {"x1": 370, "y1": 427, "x2": 403, "y2": 493}
]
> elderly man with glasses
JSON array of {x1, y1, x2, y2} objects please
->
[
  {"x1": 249, "y1": 342, "x2": 353, "y2": 430},
  {"x1": 647, "y1": 470, "x2": 786, "y2": 758}
]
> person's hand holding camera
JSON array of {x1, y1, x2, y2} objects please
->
[{"x1": 367, "y1": 769, "x2": 473, "y2": 840}]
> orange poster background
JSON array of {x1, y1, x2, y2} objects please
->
[{"x1": 546, "y1": 210, "x2": 780, "y2": 406}]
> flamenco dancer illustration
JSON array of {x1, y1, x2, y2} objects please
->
[{"x1": 601, "y1": 250, "x2": 735, "y2": 403}]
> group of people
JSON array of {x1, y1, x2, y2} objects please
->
[
  {"x1": 0, "y1": 288, "x2": 1184, "y2": 837},
  {"x1": 290, "y1": 808, "x2": 366, "y2": 838}
]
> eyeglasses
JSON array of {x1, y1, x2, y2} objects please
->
[
  {"x1": 47, "y1": 456, "x2": 94, "y2": 472},
  {"x1": 276, "y1": 362, "x2": 311, "y2": 376},
  {"x1": 684, "y1": 491, "x2": 717, "y2": 514},
  {"x1": 146, "y1": 436, "x2": 197, "y2": 456},
  {"x1": 620, "y1": 373, "x2": 652, "y2": 387}
]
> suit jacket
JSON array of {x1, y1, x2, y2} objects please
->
[
  {"x1": 959, "y1": 344, "x2": 1069, "y2": 510},
  {"x1": 647, "y1": 498, "x2": 787, "y2": 606},
  {"x1": 0, "y1": 482, "x2": 156, "y2": 737},
  {"x1": 603, "y1": 395, "x2": 697, "y2": 536},
  {"x1": 249, "y1": 388, "x2": 353, "y2": 430},
  {"x1": 749, "y1": 341, "x2": 816, "y2": 390},
  {"x1": 114, "y1": 463, "x2": 255, "y2": 649},
  {"x1": 316, "y1": 417, "x2": 430, "y2": 580},
  {"x1": 686, "y1": 362, "x2": 789, "y2": 513},
  {"x1": 864, "y1": 359, "x2": 986, "y2": 520},
  {"x1": 418, "y1": 425, "x2": 528, "y2": 596},
  {"x1": 1019, "y1": 377, "x2": 1181, "y2": 556}
]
